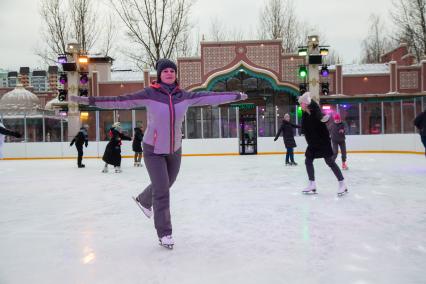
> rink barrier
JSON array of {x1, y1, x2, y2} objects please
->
[
  {"x1": 1, "y1": 150, "x2": 424, "y2": 160},
  {"x1": 1, "y1": 134, "x2": 424, "y2": 159}
]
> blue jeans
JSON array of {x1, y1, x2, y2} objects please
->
[{"x1": 286, "y1": 147, "x2": 295, "y2": 163}]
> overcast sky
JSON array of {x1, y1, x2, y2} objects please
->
[{"x1": 0, "y1": 0, "x2": 394, "y2": 70}]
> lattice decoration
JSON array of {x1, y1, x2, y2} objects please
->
[
  {"x1": 246, "y1": 45, "x2": 280, "y2": 73},
  {"x1": 179, "y1": 62, "x2": 202, "y2": 89},
  {"x1": 400, "y1": 71, "x2": 418, "y2": 89},
  {"x1": 282, "y1": 58, "x2": 304, "y2": 84},
  {"x1": 203, "y1": 46, "x2": 236, "y2": 75}
]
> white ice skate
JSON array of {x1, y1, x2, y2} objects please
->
[
  {"x1": 159, "y1": 235, "x2": 174, "y2": 249},
  {"x1": 115, "y1": 167, "x2": 122, "y2": 173},
  {"x1": 302, "y1": 181, "x2": 317, "y2": 194},
  {"x1": 134, "y1": 162, "x2": 138, "y2": 167},
  {"x1": 137, "y1": 162, "x2": 143, "y2": 167},
  {"x1": 132, "y1": 196, "x2": 153, "y2": 219},
  {"x1": 337, "y1": 180, "x2": 348, "y2": 196},
  {"x1": 102, "y1": 166, "x2": 108, "y2": 173}
]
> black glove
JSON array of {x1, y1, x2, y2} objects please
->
[
  {"x1": 274, "y1": 137, "x2": 278, "y2": 141},
  {"x1": 85, "y1": 141, "x2": 88, "y2": 147},
  {"x1": 70, "y1": 141, "x2": 74, "y2": 147}
]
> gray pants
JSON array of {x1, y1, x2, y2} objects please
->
[
  {"x1": 137, "y1": 144, "x2": 182, "y2": 238},
  {"x1": 332, "y1": 140, "x2": 347, "y2": 162}
]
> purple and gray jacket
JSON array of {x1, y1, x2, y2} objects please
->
[{"x1": 73, "y1": 82, "x2": 245, "y2": 154}]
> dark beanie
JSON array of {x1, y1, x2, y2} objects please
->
[{"x1": 156, "y1": 58, "x2": 177, "y2": 82}]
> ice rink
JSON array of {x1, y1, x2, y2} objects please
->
[{"x1": 0, "y1": 153, "x2": 425, "y2": 284}]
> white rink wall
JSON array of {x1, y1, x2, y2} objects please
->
[{"x1": 2, "y1": 134, "x2": 424, "y2": 159}]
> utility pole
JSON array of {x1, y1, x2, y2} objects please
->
[
  {"x1": 307, "y1": 35, "x2": 320, "y2": 103},
  {"x1": 56, "y1": 42, "x2": 90, "y2": 141},
  {"x1": 297, "y1": 35, "x2": 329, "y2": 103}
]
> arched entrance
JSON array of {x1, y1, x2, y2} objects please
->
[{"x1": 200, "y1": 66, "x2": 299, "y2": 155}]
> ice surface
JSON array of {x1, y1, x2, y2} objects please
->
[{"x1": 0, "y1": 154, "x2": 425, "y2": 284}]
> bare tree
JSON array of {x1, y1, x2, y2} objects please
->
[
  {"x1": 258, "y1": 0, "x2": 300, "y2": 53},
  {"x1": 391, "y1": 0, "x2": 426, "y2": 62},
  {"x1": 208, "y1": 18, "x2": 227, "y2": 41},
  {"x1": 99, "y1": 13, "x2": 118, "y2": 57},
  {"x1": 110, "y1": 0, "x2": 193, "y2": 69},
  {"x1": 37, "y1": 0, "x2": 107, "y2": 65},
  {"x1": 361, "y1": 14, "x2": 390, "y2": 63},
  {"x1": 37, "y1": 0, "x2": 70, "y2": 65},
  {"x1": 69, "y1": 0, "x2": 98, "y2": 53}
]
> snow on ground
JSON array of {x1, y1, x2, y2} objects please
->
[{"x1": 0, "y1": 154, "x2": 425, "y2": 284}]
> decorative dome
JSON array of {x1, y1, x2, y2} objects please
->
[
  {"x1": 0, "y1": 84, "x2": 41, "y2": 114},
  {"x1": 45, "y1": 96, "x2": 60, "y2": 110}
]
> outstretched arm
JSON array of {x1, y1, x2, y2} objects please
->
[
  {"x1": 0, "y1": 126, "x2": 21, "y2": 138},
  {"x1": 290, "y1": 122, "x2": 301, "y2": 129},
  {"x1": 274, "y1": 126, "x2": 283, "y2": 141},
  {"x1": 71, "y1": 89, "x2": 151, "y2": 109},
  {"x1": 186, "y1": 91, "x2": 247, "y2": 107}
]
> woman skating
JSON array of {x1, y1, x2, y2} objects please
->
[
  {"x1": 101, "y1": 122, "x2": 131, "y2": 173},
  {"x1": 73, "y1": 58, "x2": 247, "y2": 249},
  {"x1": 298, "y1": 92, "x2": 348, "y2": 196}
]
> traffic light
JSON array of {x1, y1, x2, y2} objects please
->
[
  {"x1": 58, "y1": 89, "x2": 68, "y2": 101},
  {"x1": 79, "y1": 89, "x2": 88, "y2": 97},
  {"x1": 80, "y1": 73, "x2": 89, "y2": 84},
  {"x1": 298, "y1": 65, "x2": 308, "y2": 78},
  {"x1": 59, "y1": 73, "x2": 67, "y2": 84},
  {"x1": 320, "y1": 65, "x2": 329, "y2": 77},
  {"x1": 299, "y1": 83, "x2": 307, "y2": 95},
  {"x1": 321, "y1": 82, "x2": 329, "y2": 96}
]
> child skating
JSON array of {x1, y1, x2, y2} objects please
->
[{"x1": 274, "y1": 113, "x2": 301, "y2": 166}]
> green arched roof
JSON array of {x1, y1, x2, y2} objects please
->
[{"x1": 191, "y1": 66, "x2": 299, "y2": 97}]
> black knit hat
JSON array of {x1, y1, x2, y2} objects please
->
[{"x1": 155, "y1": 58, "x2": 177, "y2": 82}]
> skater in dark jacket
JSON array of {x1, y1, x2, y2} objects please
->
[
  {"x1": 274, "y1": 113, "x2": 301, "y2": 165},
  {"x1": 102, "y1": 122, "x2": 131, "y2": 173},
  {"x1": 70, "y1": 125, "x2": 89, "y2": 168},
  {"x1": 73, "y1": 58, "x2": 247, "y2": 249},
  {"x1": 0, "y1": 122, "x2": 21, "y2": 159},
  {"x1": 132, "y1": 125, "x2": 144, "y2": 167},
  {"x1": 414, "y1": 109, "x2": 426, "y2": 157},
  {"x1": 298, "y1": 92, "x2": 347, "y2": 196},
  {"x1": 328, "y1": 113, "x2": 348, "y2": 170}
]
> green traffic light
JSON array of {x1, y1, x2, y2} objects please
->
[{"x1": 298, "y1": 66, "x2": 307, "y2": 78}]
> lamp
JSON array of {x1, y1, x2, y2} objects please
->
[
  {"x1": 57, "y1": 55, "x2": 67, "y2": 64},
  {"x1": 298, "y1": 65, "x2": 308, "y2": 78},
  {"x1": 80, "y1": 73, "x2": 89, "y2": 84},
  {"x1": 58, "y1": 89, "x2": 68, "y2": 101},
  {"x1": 298, "y1": 48, "x2": 308, "y2": 56},
  {"x1": 320, "y1": 65, "x2": 329, "y2": 77},
  {"x1": 299, "y1": 83, "x2": 307, "y2": 95},
  {"x1": 321, "y1": 82, "x2": 329, "y2": 96},
  {"x1": 59, "y1": 73, "x2": 67, "y2": 84}
]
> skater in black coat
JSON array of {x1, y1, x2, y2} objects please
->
[
  {"x1": 102, "y1": 122, "x2": 131, "y2": 173},
  {"x1": 414, "y1": 109, "x2": 426, "y2": 157},
  {"x1": 132, "y1": 125, "x2": 144, "y2": 167},
  {"x1": 274, "y1": 113, "x2": 301, "y2": 165},
  {"x1": 70, "y1": 125, "x2": 88, "y2": 168},
  {"x1": 298, "y1": 92, "x2": 347, "y2": 195}
]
